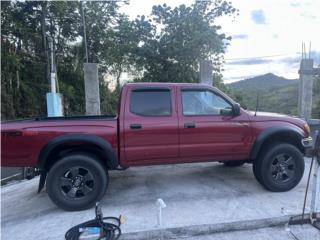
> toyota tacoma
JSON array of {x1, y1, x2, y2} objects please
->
[{"x1": 1, "y1": 83, "x2": 313, "y2": 211}]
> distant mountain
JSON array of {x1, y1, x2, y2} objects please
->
[
  {"x1": 227, "y1": 73, "x2": 298, "y2": 90},
  {"x1": 226, "y1": 73, "x2": 320, "y2": 117}
]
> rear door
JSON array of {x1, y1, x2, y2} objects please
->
[
  {"x1": 123, "y1": 86, "x2": 179, "y2": 165},
  {"x1": 178, "y1": 87, "x2": 251, "y2": 162}
]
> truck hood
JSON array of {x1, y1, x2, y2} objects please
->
[{"x1": 247, "y1": 111, "x2": 307, "y2": 128}]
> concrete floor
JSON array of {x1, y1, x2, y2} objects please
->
[{"x1": 1, "y1": 158, "x2": 319, "y2": 240}]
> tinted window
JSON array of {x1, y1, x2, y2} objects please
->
[
  {"x1": 130, "y1": 89, "x2": 171, "y2": 116},
  {"x1": 182, "y1": 90, "x2": 232, "y2": 116}
]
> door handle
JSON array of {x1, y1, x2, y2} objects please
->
[
  {"x1": 130, "y1": 124, "x2": 142, "y2": 129},
  {"x1": 184, "y1": 123, "x2": 196, "y2": 128}
]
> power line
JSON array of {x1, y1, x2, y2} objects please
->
[{"x1": 224, "y1": 52, "x2": 300, "y2": 61}]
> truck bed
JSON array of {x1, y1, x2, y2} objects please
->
[{"x1": 1, "y1": 115, "x2": 118, "y2": 167}]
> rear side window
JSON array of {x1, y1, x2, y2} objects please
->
[{"x1": 130, "y1": 89, "x2": 172, "y2": 116}]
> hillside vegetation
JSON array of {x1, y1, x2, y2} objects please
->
[
  {"x1": 228, "y1": 73, "x2": 320, "y2": 118},
  {"x1": 1, "y1": 1, "x2": 237, "y2": 120}
]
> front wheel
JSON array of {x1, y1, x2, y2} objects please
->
[
  {"x1": 46, "y1": 153, "x2": 108, "y2": 211},
  {"x1": 253, "y1": 143, "x2": 304, "y2": 192}
]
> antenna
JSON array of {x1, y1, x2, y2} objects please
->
[
  {"x1": 254, "y1": 92, "x2": 259, "y2": 116},
  {"x1": 309, "y1": 42, "x2": 311, "y2": 59}
]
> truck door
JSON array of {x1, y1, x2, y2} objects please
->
[
  {"x1": 178, "y1": 87, "x2": 251, "y2": 162},
  {"x1": 123, "y1": 86, "x2": 179, "y2": 165}
]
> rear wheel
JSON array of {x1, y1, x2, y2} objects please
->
[
  {"x1": 46, "y1": 153, "x2": 108, "y2": 211},
  {"x1": 223, "y1": 160, "x2": 246, "y2": 167},
  {"x1": 253, "y1": 143, "x2": 304, "y2": 192}
]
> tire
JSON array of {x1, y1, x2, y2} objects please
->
[
  {"x1": 46, "y1": 153, "x2": 108, "y2": 211},
  {"x1": 253, "y1": 143, "x2": 304, "y2": 192},
  {"x1": 223, "y1": 160, "x2": 246, "y2": 167}
]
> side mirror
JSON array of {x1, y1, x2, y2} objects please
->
[
  {"x1": 233, "y1": 103, "x2": 241, "y2": 116},
  {"x1": 220, "y1": 108, "x2": 233, "y2": 116}
]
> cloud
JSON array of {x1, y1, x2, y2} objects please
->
[
  {"x1": 225, "y1": 51, "x2": 320, "y2": 67},
  {"x1": 280, "y1": 57, "x2": 300, "y2": 66},
  {"x1": 226, "y1": 58, "x2": 272, "y2": 65},
  {"x1": 300, "y1": 12, "x2": 317, "y2": 20},
  {"x1": 290, "y1": 2, "x2": 301, "y2": 7},
  {"x1": 251, "y1": 9, "x2": 267, "y2": 24},
  {"x1": 311, "y1": 51, "x2": 320, "y2": 64},
  {"x1": 279, "y1": 51, "x2": 320, "y2": 66},
  {"x1": 232, "y1": 34, "x2": 248, "y2": 40},
  {"x1": 290, "y1": 2, "x2": 312, "y2": 8},
  {"x1": 224, "y1": 74, "x2": 258, "y2": 84}
]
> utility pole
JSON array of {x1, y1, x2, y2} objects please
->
[
  {"x1": 47, "y1": 37, "x2": 56, "y2": 93},
  {"x1": 41, "y1": 1, "x2": 50, "y2": 86},
  {"x1": 46, "y1": 36, "x2": 63, "y2": 117},
  {"x1": 80, "y1": 1, "x2": 88, "y2": 63},
  {"x1": 80, "y1": 0, "x2": 100, "y2": 115}
]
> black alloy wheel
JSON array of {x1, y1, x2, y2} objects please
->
[
  {"x1": 253, "y1": 143, "x2": 304, "y2": 192},
  {"x1": 47, "y1": 153, "x2": 108, "y2": 211},
  {"x1": 60, "y1": 166, "x2": 95, "y2": 199},
  {"x1": 269, "y1": 153, "x2": 296, "y2": 184}
]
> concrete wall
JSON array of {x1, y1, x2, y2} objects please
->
[
  {"x1": 298, "y1": 59, "x2": 314, "y2": 120},
  {"x1": 1, "y1": 167, "x2": 24, "y2": 185},
  {"x1": 200, "y1": 60, "x2": 213, "y2": 86},
  {"x1": 84, "y1": 63, "x2": 101, "y2": 115}
]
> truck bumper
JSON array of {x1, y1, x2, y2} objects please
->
[{"x1": 302, "y1": 136, "x2": 313, "y2": 157}]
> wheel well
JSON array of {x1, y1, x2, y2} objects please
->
[
  {"x1": 43, "y1": 143, "x2": 111, "y2": 172},
  {"x1": 253, "y1": 131, "x2": 304, "y2": 161}
]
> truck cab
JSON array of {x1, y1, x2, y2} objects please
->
[{"x1": 119, "y1": 83, "x2": 252, "y2": 167}]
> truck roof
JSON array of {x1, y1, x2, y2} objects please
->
[{"x1": 124, "y1": 82, "x2": 216, "y2": 88}]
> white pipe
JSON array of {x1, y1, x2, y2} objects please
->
[
  {"x1": 50, "y1": 73, "x2": 56, "y2": 93},
  {"x1": 156, "y1": 198, "x2": 166, "y2": 227}
]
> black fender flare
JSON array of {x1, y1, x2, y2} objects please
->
[
  {"x1": 249, "y1": 126, "x2": 304, "y2": 160},
  {"x1": 37, "y1": 134, "x2": 118, "y2": 170}
]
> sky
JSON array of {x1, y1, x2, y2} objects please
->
[{"x1": 120, "y1": 0, "x2": 320, "y2": 83}]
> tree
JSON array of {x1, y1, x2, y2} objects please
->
[
  {"x1": 1, "y1": 1, "x2": 123, "y2": 119},
  {"x1": 132, "y1": 1, "x2": 236, "y2": 83},
  {"x1": 1, "y1": 1, "x2": 48, "y2": 119},
  {"x1": 102, "y1": 14, "x2": 140, "y2": 88},
  {"x1": 1, "y1": 1, "x2": 236, "y2": 120}
]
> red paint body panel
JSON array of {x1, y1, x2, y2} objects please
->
[
  {"x1": 1, "y1": 119, "x2": 118, "y2": 167},
  {"x1": 176, "y1": 86, "x2": 252, "y2": 161},
  {"x1": 122, "y1": 84, "x2": 179, "y2": 164},
  {"x1": 1, "y1": 83, "x2": 310, "y2": 168}
]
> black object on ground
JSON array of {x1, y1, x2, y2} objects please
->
[
  {"x1": 300, "y1": 130, "x2": 320, "y2": 230},
  {"x1": 65, "y1": 202, "x2": 122, "y2": 240}
]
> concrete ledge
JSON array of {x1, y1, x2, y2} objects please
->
[
  {"x1": 121, "y1": 214, "x2": 319, "y2": 240},
  {"x1": 121, "y1": 216, "x2": 289, "y2": 240},
  {"x1": 308, "y1": 119, "x2": 320, "y2": 126}
]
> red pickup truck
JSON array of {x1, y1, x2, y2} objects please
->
[{"x1": 1, "y1": 83, "x2": 313, "y2": 211}]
